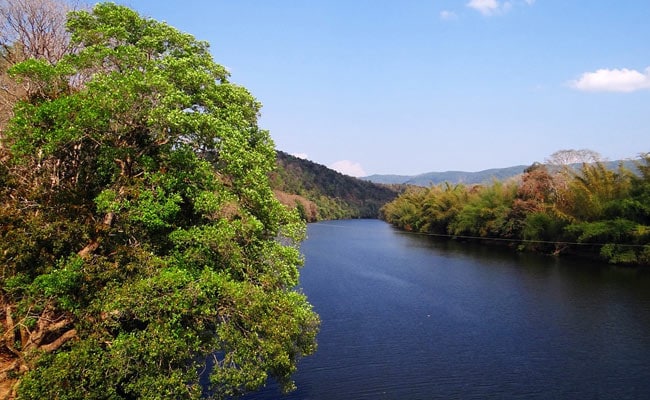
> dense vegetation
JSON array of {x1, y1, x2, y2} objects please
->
[
  {"x1": 271, "y1": 151, "x2": 400, "y2": 221},
  {"x1": 0, "y1": 3, "x2": 318, "y2": 399},
  {"x1": 382, "y1": 154, "x2": 650, "y2": 265}
]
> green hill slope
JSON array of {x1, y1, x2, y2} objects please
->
[{"x1": 270, "y1": 152, "x2": 400, "y2": 220}]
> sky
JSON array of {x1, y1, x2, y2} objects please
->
[{"x1": 118, "y1": 0, "x2": 650, "y2": 177}]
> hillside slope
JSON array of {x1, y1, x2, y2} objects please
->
[{"x1": 270, "y1": 152, "x2": 400, "y2": 220}]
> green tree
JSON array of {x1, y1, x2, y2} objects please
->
[
  {"x1": 561, "y1": 161, "x2": 632, "y2": 222},
  {"x1": 380, "y1": 186, "x2": 427, "y2": 231},
  {"x1": 623, "y1": 153, "x2": 650, "y2": 225},
  {"x1": 449, "y1": 181, "x2": 518, "y2": 238},
  {"x1": 1, "y1": 3, "x2": 318, "y2": 399},
  {"x1": 563, "y1": 157, "x2": 650, "y2": 263},
  {"x1": 419, "y1": 183, "x2": 469, "y2": 234}
]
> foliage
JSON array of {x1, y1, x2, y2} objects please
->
[
  {"x1": 560, "y1": 161, "x2": 632, "y2": 221},
  {"x1": 381, "y1": 153, "x2": 650, "y2": 265},
  {"x1": 420, "y1": 183, "x2": 469, "y2": 234},
  {"x1": 379, "y1": 186, "x2": 428, "y2": 232},
  {"x1": 0, "y1": 0, "x2": 81, "y2": 153},
  {"x1": 449, "y1": 181, "x2": 518, "y2": 238},
  {"x1": 0, "y1": 3, "x2": 318, "y2": 398}
]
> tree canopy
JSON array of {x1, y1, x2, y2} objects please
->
[{"x1": 0, "y1": 3, "x2": 318, "y2": 399}]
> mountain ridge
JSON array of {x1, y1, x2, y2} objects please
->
[
  {"x1": 364, "y1": 160, "x2": 639, "y2": 187},
  {"x1": 364, "y1": 165, "x2": 529, "y2": 186}
]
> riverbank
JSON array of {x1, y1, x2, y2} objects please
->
[
  {"x1": 384, "y1": 222, "x2": 650, "y2": 267},
  {"x1": 380, "y1": 160, "x2": 650, "y2": 266}
]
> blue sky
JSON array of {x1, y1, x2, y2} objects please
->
[{"x1": 120, "y1": 0, "x2": 650, "y2": 176}]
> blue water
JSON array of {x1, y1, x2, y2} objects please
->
[{"x1": 243, "y1": 219, "x2": 650, "y2": 399}]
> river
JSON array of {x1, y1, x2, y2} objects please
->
[{"x1": 243, "y1": 219, "x2": 650, "y2": 399}]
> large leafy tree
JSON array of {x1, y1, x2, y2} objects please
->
[{"x1": 0, "y1": 3, "x2": 318, "y2": 399}]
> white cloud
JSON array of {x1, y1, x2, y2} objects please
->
[
  {"x1": 292, "y1": 152, "x2": 308, "y2": 159},
  {"x1": 467, "y1": 0, "x2": 501, "y2": 15},
  {"x1": 329, "y1": 160, "x2": 367, "y2": 177},
  {"x1": 570, "y1": 67, "x2": 650, "y2": 92},
  {"x1": 440, "y1": 10, "x2": 458, "y2": 20},
  {"x1": 466, "y1": 0, "x2": 533, "y2": 16}
]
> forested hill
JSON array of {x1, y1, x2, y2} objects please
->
[
  {"x1": 366, "y1": 160, "x2": 638, "y2": 187},
  {"x1": 270, "y1": 151, "x2": 401, "y2": 221}
]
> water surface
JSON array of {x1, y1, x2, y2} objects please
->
[{"x1": 244, "y1": 219, "x2": 650, "y2": 399}]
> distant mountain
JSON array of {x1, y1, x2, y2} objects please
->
[
  {"x1": 365, "y1": 165, "x2": 529, "y2": 187},
  {"x1": 270, "y1": 152, "x2": 401, "y2": 221},
  {"x1": 364, "y1": 159, "x2": 640, "y2": 187}
]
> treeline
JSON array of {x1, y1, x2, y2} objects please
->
[
  {"x1": 271, "y1": 151, "x2": 401, "y2": 221},
  {"x1": 381, "y1": 154, "x2": 650, "y2": 265}
]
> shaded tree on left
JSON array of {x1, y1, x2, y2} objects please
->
[{"x1": 1, "y1": 3, "x2": 318, "y2": 399}]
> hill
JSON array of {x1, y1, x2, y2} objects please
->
[
  {"x1": 365, "y1": 160, "x2": 639, "y2": 187},
  {"x1": 365, "y1": 165, "x2": 529, "y2": 186},
  {"x1": 270, "y1": 152, "x2": 401, "y2": 221}
]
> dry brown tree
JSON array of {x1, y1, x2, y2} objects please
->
[{"x1": 0, "y1": 0, "x2": 83, "y2": 147}]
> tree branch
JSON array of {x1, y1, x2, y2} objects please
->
[
  {"x1": 39, "y1": 329, "x2": 77, "y2": 353},
  {"x1": 77, "y1": 239, "x2": 99, "y2": 258},
  {"x1": 1, "y1": 306, "x2": 20, "y2": 357}
]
